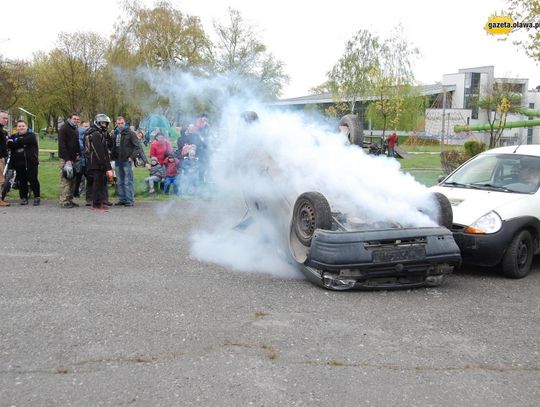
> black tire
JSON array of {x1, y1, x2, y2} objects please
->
[
  {"x1": 339, "y1": 114, "x2": 363, "y2": 147},
  {"x1": 292, "y1": 192, "x2": 332, "y2": 247},
  {"x1": 501, "y1": 230, "x2": 534, "y2": 279},
  {"x1": 432, "y1": 192, "x2": 453, "y2": 229}
]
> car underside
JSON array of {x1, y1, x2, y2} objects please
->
[{"x1": 282, "y1": 191, "x2": 462, "y2": 290}]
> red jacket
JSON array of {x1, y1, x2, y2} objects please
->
[
  {"x1": 163, "y1": 158, "x2": 180, "y2": 177},
  {"x1": 388, "y1": 133, "x2": 398, "y2": 148},
  {"x1": 149, "y1": 140, "x2": 173, "y2": 164}
]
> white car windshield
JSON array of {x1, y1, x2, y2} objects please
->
[{"x1": 443, "y1": 153, "x2": 540, "y2": 194}]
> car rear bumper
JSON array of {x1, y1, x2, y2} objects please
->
[{"x1": 304, "y1": 227, "x2": 461, "y2": 290}]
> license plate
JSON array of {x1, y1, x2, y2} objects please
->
[{"x1": 372, "y1": 246, "x2": 426, "y2": 263}]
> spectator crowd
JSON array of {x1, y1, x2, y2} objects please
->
[{"x1": 0, "y1": 110, "x2": 209, "y2": 211}]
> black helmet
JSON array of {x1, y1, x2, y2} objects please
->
[
  {"x1": 241, "y1": 111, "x2": 259, "y2": 123},
  {"x1": 94, "y1": 113, "x2": 111, "y2": 130}
]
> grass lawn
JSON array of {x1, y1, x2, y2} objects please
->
[{"x1": 10, "y1": 136, "x2": 451, "y2": 201}]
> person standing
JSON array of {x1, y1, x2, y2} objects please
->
[
  {"x1": 6, "y1": 120, "x2": 40, "y2": 206},
  {"x1": 58, "y1": 113, "x2": 81, "y2": 208},
  {"x1": 74, "y1": 120, "x2": 90, "y2": 203},
  {"x1": 84, "y1": 114, "x2": 113, "y2": 211},
  {"x1": 387, "y1": 131, "x2": 398, "y2": 158},
  {"x1": 149, "y1": 133, "x2": 173, "y2": 165},
  {"x1": 0, "y1": 110, "x2": 9, "y2": 206},
  {"x1": 111, "y1": 116, "x2": 149, "y2": 207}
]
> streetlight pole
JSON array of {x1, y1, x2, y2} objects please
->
[{"x1": 441, "y1": 86, "x2": 446, "y2": 152}]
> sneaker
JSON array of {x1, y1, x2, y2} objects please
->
[
  {"x1": 149, "y1": 188, "x2": 155, "y2": 194},
  {"x1": 70, "y1": 202, "x2": 79, "y2": 207},
  {"x1": 105, "y1": 201, "x2": 113, "y2": 206},
  {"x1": 114, "y1": 201, "x2": 127, "y2": 206},
  {"x1": 33, "y1": 197, "x2": 40, "y2": 206},
  {"x1": 61, "y1": 202, "x2": 74, "y2": 208},
  {"x1": 85, "y1": 202, "x2": 92, "y2": 206},
  {"x1": 124, "y1": 202, "x2": 134, "y2": 207},
  {"x1": 20, "y1": 198, "x2": 28, "y2": 206},
  {"x1": 0, "y1": 200, "x2": 10, "y2": 207}
]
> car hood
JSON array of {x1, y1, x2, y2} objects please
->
[{"x1": 430, "y1": 185, "x2": 530, "y2": 226}]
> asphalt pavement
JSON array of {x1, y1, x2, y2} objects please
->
[{"x1": 0, "y1": 199, "x2": 539, "y2": 406}]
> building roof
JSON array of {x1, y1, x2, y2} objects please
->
[{"x1": 270, "y1": 84, "x2": 456, "y2": 106}]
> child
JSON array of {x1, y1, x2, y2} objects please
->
[
  {"x1": 145, "y1": 156, "x2": 164, "y2": 193},
  {"x1": 180, "y1": 148, "x2": 200, "y2": 196},
  {"x1": 163, "y1": 155, "x2": 180, "y2": 195}
]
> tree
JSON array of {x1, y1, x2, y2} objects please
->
[
  {"x1": 326, "y1": 30, "x2": 381, "y2": 114},
  {"x1": 109, "y1": 0, "x2": 212, "y2": 69},
  {"x1": 507, "y1": 0, "x2": 540, "y2": 61},
  {"x1": 478, "y1": 80, "x2": 522, "y2": 148},
  {"x1": 212, "y1": 7, "x2": 289, "y2": 99},
  {"x1": 367, "y1": 29, "x2": 419, "y2": 136},
  {"x1": 367, "y1": 84, "x2": 426, "y2": 133},
  {"x1": 0, "y1": 56, "x2": 31, "y2": 110}
]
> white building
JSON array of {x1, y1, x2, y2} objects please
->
[{"x1": 426, "y1": 66, "x2": 540, "y2": 145}]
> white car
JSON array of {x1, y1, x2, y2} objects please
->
[{"x1": 431, "y1": 145, "x2": 540, "y2": 278}]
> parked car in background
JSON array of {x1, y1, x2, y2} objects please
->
[{"x1": 431, "y1": 145, "x2": 540, "y2": 278}]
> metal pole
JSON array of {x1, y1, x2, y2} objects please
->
[{"x1": 441, "y1": 86, "x2": 446, "y2": 152}]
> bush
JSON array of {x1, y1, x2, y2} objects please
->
[
  {"x1": 463, "y1": 139, "x2": 486, "y2": 158},
  {"x1": 441, "y1": 150, "x2": 468, "y2": 175}
]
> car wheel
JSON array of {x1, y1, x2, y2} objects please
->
[
  {"x1": 501, "y1": 230, "x2": 534, "y2": 279},
  {"x1": 339, "y1": 114, "x2": 363, "y2": 147},
  {"x1": 292, "y1": 192, "x2": 332, "y2": 247},
  {"x1": 432, "y1": 192, "x2": 453, "y2": 229}
]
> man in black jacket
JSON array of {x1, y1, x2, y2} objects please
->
[
  {"x1": 58, "y1": 113, "x2": 80, "y2": 208},
  {"x1": 112, "y1": 116, "x2": 148, "y2": 206},
  {"x1": 0, "y1": 110, "x2": 9, "y2": 206},
  {"x1": 84, "y1": 114, "x2": 113, "y2": 211}
]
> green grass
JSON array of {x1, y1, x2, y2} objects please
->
[{"x1": 7, "y1": 138, "x2": 452, "y2": 200}]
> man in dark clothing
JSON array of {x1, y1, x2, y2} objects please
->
[
  {"x1": 111, "y1": 116, "x2": 149, "y2": 206},
  {"x1": 58, "y1": 113, "x2": 81, "y2": 208},
  {"x1": 0, "y1": 110, "x2": 9, "y2": 206},
  {"x1": 6, "y1": 120, "x2": 40, "y2": 206},
  {"x1": 84, "y1": 114, "x2": 113, "y2": 211}
]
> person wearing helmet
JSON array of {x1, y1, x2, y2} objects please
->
[
  {"x1": 84, "y1": 114, "x2": 113, "y2": 211},
  {"x1": 58, "y1": 113, "x2": 81, "y2": 208}
]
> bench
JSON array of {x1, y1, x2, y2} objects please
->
[{"x1": 40, "y1": 149, "x2": 57, "y2": 160}]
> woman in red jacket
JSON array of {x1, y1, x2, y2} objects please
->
[{"x1": 149, "y1": 133, "x2": 172, "y2": 165}]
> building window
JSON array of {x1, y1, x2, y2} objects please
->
[
  {"x1": 527, "y1": 127, "x2": 533, "y2": 144},
  {"x1": 464, "y1": 72, "x2": 480, "y2": 119},
  {"x1": 530, "y1": 102, "x2": 535, "y2": 109}
]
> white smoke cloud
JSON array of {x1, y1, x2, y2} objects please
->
[{"x1": 126, "y1": 69, "x2": 439, "y2": 280}]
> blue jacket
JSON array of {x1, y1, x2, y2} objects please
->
[{"x1": 78, "y1": 127, "x2": 87, "y2": 166}]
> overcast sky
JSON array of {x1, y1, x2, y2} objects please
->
[{"x1": 2, "y1": 0, "x2": 539, "y2": 98}]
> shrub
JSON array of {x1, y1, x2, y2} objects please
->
[
  {"x1": 463, "y1": 139, "x2": 486, "y2": 158},
  {"x1": 441, "y1": 150, "x2": 468, "y2": 175}
]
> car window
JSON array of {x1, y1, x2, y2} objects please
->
[
  {"x1": 446, "y1": 153, "x2": 540, "y2": 193},
  {"x1": 447, "y1": 155, "x2": 498, "y2": 184}
]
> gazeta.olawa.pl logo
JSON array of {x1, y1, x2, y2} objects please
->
[{"x1": 485, "y1": 12, "x2": 540, "y2": 35}]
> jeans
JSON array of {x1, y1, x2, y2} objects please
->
[
  {"x1": 164, "y1": 176, "x2": 179, "y2": 195},
  {"x1": 145, "y1": 175, "x2": 161, "y2": 192},
  {"x1": 116, "y1": 161, "x2": 134, "y2": 204}
]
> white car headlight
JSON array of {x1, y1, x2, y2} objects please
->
[{"x1": 464, "y1": 211, "x2": 502, "y2": 234}]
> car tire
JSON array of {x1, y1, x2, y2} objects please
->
[
  {"x1": 339, "y1": 114, "x2": 363, "y2": 147},
  {"x1": 432, "y1": 192, "x2": 453, "y2": 229},
  {"x1": 501, "y1": 230, "x2": 534, "y2": 279},
  {"x1": 292, "y1": 192, "x2": 332, "y2": 247}
]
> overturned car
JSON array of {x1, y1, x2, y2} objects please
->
[
  {"x1": 284, "y1": 190, "x2": 460, "y2": 290},
  {"x1": 235, "y1": 112, "x2": 461, "y2": 291}
]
